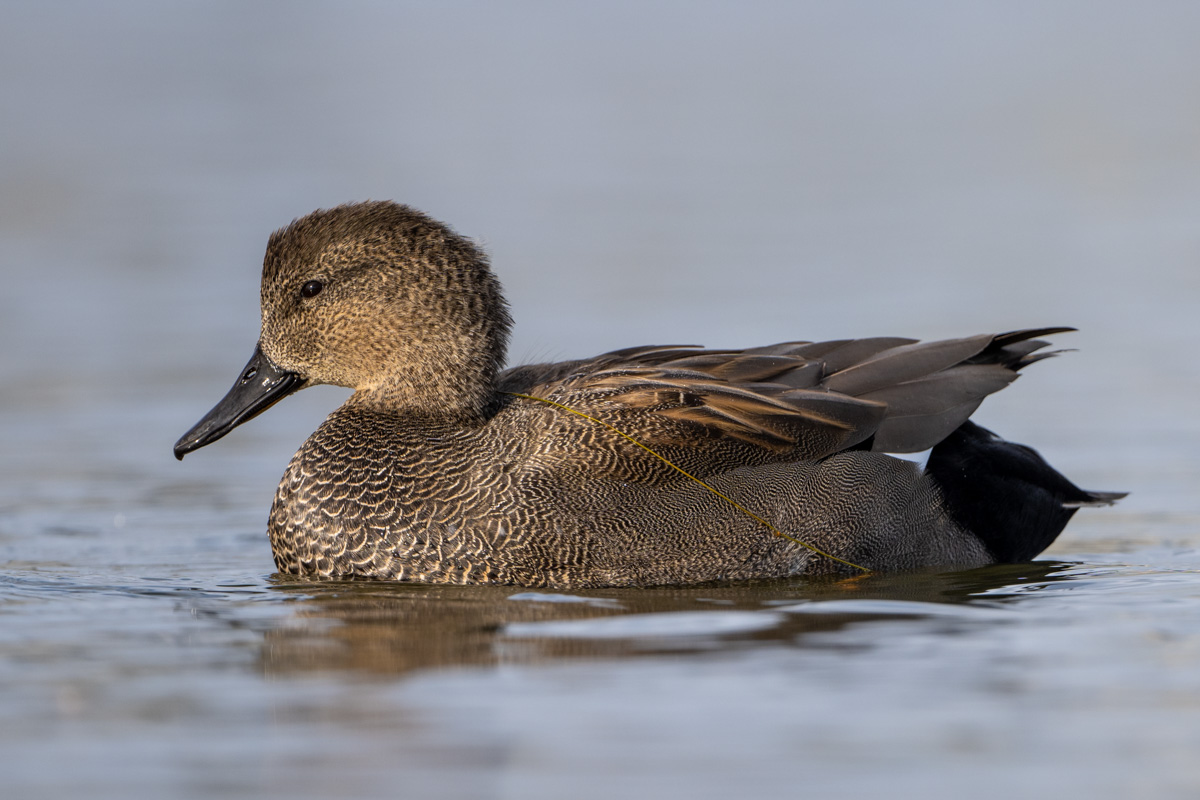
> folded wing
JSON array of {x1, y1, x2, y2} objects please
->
[{"x1": 499, "y1": 327, "x2": 1071, "y2": 464}]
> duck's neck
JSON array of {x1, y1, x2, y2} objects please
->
[
  {"x1": 349, "y1": 350, "x2": 503, "y2": 423},
  {"x1": 347, "y1": 281, "x2": 511, "y2": 423}
]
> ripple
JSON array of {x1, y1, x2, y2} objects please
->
[{"x1": 504, "y1": 610, "x2": 786, "y2": 639}]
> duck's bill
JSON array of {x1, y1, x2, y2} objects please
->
[{"x1": 173, "y1": 345, "x2": 306, "y2": 460}]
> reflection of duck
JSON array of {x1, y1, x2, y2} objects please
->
[
  {"x1": 257, "y1": 563, "x2": 1074, "y2": 677},
  {"x1": 175, "y1": 202, "x2": 1122, "y2": 587}
]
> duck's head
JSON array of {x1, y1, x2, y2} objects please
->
[{"x1": 174, "y1": 201, "x2": 512, "y2": 459}]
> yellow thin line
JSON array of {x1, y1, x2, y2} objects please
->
[{"x1": 505, "y1": 391, "x2": 870, "y2": 573}]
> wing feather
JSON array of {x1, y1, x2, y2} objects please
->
[{"x1": 506, "y1": 328, "x2": 1071, "y2": 467}]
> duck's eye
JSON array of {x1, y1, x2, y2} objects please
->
[{"x1": 300, "y1": 280, "x2": 324, "y2": 299}]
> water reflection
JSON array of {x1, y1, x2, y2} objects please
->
[{"x1": 257, "y1": 562, "x2": 1073, "y2": 676}]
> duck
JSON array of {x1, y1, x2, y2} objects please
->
[{"x1": 174, "y1": 201, "x2": 1123, "y2": 588}]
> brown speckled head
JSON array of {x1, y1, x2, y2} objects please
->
[{"x1": 259, "y1": 201, "x2": 512, "y2": 417}]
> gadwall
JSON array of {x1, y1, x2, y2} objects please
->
[{"x1": 175, "y1": 201, "x2": 1122, "y2": 587}]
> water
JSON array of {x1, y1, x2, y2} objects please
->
[{"x1": 3, "y1": 2, "x2": 1200, "y2": 797}]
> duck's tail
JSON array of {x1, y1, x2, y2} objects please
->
[{"x1": 924, "y1": 421, "x2": 1125, "y2": 563}]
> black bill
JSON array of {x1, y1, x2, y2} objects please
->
[{"x1": 173, "y1": 345, "x2": 306, "y2": 460}]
